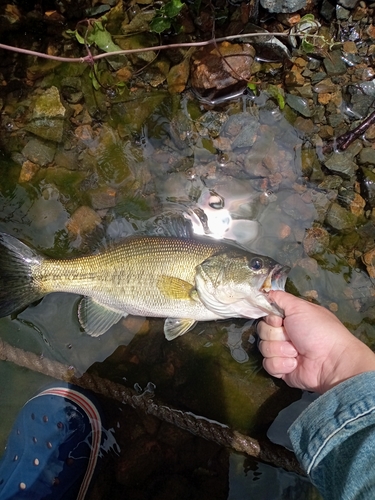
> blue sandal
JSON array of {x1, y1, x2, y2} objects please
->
[{"x1": 0, "y1": 384, "x2": 104, "y2": 499}]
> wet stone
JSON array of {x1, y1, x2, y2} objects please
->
[
  {"x1": 311, "y1": 191, "x2": 334, "y2": 223},
  {"x1": 19, "y1": 160, "x2": 40, "y2": 183},
  {"x1": 360, "y1": 167, "x2": 375, "y2": 208},
  {"x1": 324, "y1": 152, "x2": 358, "y2": 180},
  {"x1": 293, "y1": 117, "x2": 316, "y2": 136},
  {"x1": 336, "y1": 5, "x2": 350, "y2": 20},
  {"x1": 90, "y1": 187, "x2": 117, "y2": 209},
  {"x1": 318, "y1": 175, "x2": 343, "y2": 190},
  {"x1": 325, "y1": 202, "x2": 357, "y2": 231},
  {"x1": 260, "y1": 0, "x2": 307, "y2": 13},
  {"x1": 190, "y1": 42, "x2": 255, "y2": 92},
  {"x1": 349, "y1": 95, "x2": 375, "y2": 119},
  {"x1": 280, "y1": 193, "x2": 316, "y2": 221},
  {"x1": 22, "y1": 139, "x2": 56, "y2": 166},
  {"x1": 323, "y1": 51, "x2": 347, "y2": 76},
  {"x1": 303, "y1": 227, "x2": 330, "y2": 257},
  {"x1": 359, "y1": 147, "x2": 375, "y2": 165},
  {"x1": 66, "y1": 206, "x2": 102, "y2": 236},
  {"x1": 285, "y1": 94, "x2": 311, "y2": 117},
  {"x1": 362, "y1": 248, "x2": 375, "y2": 278},
  {"x1": 32, "y1": 87, "x2": 66, "y2": 119}
]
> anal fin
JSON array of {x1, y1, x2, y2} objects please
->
[
  {"x1": 164, "y1": 317, "x2": 197, "y2": 341},
  {"x1": 78, "y1": 297, "x2": 125, "y2": 337}
]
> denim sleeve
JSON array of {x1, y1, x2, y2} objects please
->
[{"x1": 288, "y1": 371, "x2": 375, "y2": 500}]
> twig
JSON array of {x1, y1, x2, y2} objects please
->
[{"x1": 323, "y1": 109, "x2": 375, "y2": 154}]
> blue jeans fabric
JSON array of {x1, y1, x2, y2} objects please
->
[{"x1": 289, "y1": 371, "x2": 375, "y2": 499}]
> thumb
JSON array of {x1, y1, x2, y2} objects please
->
[{"x1": 268, "y1": 290, "x2": 307, "y2": 316}]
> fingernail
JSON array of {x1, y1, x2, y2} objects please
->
[{"x1": 283, "y1": 358, "x2": 297, "y2": 369}]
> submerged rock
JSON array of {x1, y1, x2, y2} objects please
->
[
  {"x1": 19, "y1": 160, "x2": 40, "y2": 183},
  {"x1": 25, "y1": 86, "x2": 66, "y2": 143},
  {"x1": 325, "y1": 202, "x2": 357, "y2": 231},
  {"x1": 66, "y1": 206, "x2": 102, "y2": 236},
  {"x1": 303, "y1": 226, "x2": 330, "y2": 256},
  {"x1": 22, "y1": 139, "x2": 56, "y2": 166}
]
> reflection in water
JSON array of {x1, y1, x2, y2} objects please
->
[
  {"x1": 228, "y1": 453, "x2": 317, "y2": 499},
  {"x1": 17, "y1": 293, "x2": 140, "y2": 375}
]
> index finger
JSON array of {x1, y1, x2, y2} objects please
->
[
  {"x1": 257, "y1": 320, "x2": 289, "y2": 341},
  {"x1": 263, "y1": 314, "x2": 283, "y2": 328}
]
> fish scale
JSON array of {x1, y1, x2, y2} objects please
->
[{"x1": 0, "y1": 233, "x2": 289, "y2": 340}]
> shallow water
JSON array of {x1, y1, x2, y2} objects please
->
[{"x1": 0, "y1": 66, "x2": 370, "y2": 497}]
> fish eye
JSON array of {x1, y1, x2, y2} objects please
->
[{"x1": 249, "y1": 258, "x2": 263, "y2": 270}]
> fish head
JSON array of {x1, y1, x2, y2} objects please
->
[{"x1": 195, "y1": 250, "x2": 290, "y2": 319}]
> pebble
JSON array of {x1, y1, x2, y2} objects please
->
[
  {"x1": 362, "y1": 248, "x2": 375, "y2": 278},
  {"x1": 65, "y1": 206, "x2": 102, "y2": 236},
  {"x1": 19, "y1": 160, "x2": 40, "y2": 182}
]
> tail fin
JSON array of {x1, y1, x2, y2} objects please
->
[{"x1": 0, "y1": 233, "x2": 44, "y2": 317}]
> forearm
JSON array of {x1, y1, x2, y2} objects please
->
[{"x1": 289, "y1": 371, "x2": 375, "y2": 500}]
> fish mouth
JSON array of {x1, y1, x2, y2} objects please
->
[{"x1": 260, "y1": 264, "x2": 290, "y2": 293}]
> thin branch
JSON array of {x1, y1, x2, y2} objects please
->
[
  {"x1": 0, "y1": 32, "x2": 292, "y2": 64},
  {"x1": 323, "y1": 109, "x2": 375, "y2": 154}
]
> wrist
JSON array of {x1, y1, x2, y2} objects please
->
[{"x1": 320, "y1": 342, "x2": 375, "y2": 393}]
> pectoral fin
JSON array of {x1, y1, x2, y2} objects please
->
[
  {"x1": 164, "y1": 317, "x2": 197, "y2": 341},
  {"x1": 157, "y1": 275, "x2": 194, "y2": 300},
  {"x1": 78, "y1": 296, "x2": 125, "y2": 337}
]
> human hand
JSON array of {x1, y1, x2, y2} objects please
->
[{"x1": 257, "y1": 291, "x2": 375, "y2": 393}]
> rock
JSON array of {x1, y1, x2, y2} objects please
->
[
  {"x1": 338, "y1": 0, "x2": 358, "y2": 7},
  {"x1": 311, "y1": 191, "x2": 334, "y2": 222},
  {"x1": 285, "y1": 94, "x2": 312, "y2": 117},
  {"x1": 90, "y1": 187, "x2": 117, "y2": 209},
  {"x1": 25, "y1": 86, "x2": 66, "y2": 142},
  {"x1": 318, "y1": 175, "x2": 343, "y2": 190},
  {"x1": 260, "y1": 0, "x2": 307, "y2": 13},
  {"x1": 293, "y1": 117, "x2": 316, "y2": 136},
  {"x1": 284, "y1": 65, "x2": 305, "y2": 87},
  {"x1": 348, "y1": 192, "x2": 366, "y2": 217},
  {"x1": 190, "y1": 42, "x2": 255, "y2": 93},
  {"x1": 359, "y1": 147, "x2": 375, "y2": 165},
  {"x1": 66, "y1": 206, "x2": 102, "y2": 236},
  {"x1": 167, "y1": 57, "x2": 190, "y2": 94},
  {"x1": 323, "y1": 50, "x2": 347, "y2": 76},
  {"x1": 325, "y1": 202, "x2": 357, "y2": 231},
  {"x1": 360, "y1": 167, "x2": 375, "y2": 208},
  {"x1": 324, "y1": 152, "x2": 358, "y2": 179},
  {"x1": 19, "y1": 160, "x2": 40, "y2": 182},
  {"x1": 281, "y1": 193, "x2": 316, "y2": 221},
  {"x1": 221, "y1": 113, "x2": 260, "y2": 153},
  {"x1": 362, "y1": 248, "x2": 375, "y2": 278},
  {"x1": 336, "y1": 5, "x2": 350, "y2": 20},
  {"x1": 303, "y1": 226, "x2": 330, "y2": 257},
  {"x1": 22, "y1": 139, "x2": 56, "y2": 166}
]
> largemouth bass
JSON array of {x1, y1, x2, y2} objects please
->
[{"x1": 0, "y1": 233, "x2": 289, "y2": 340}]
